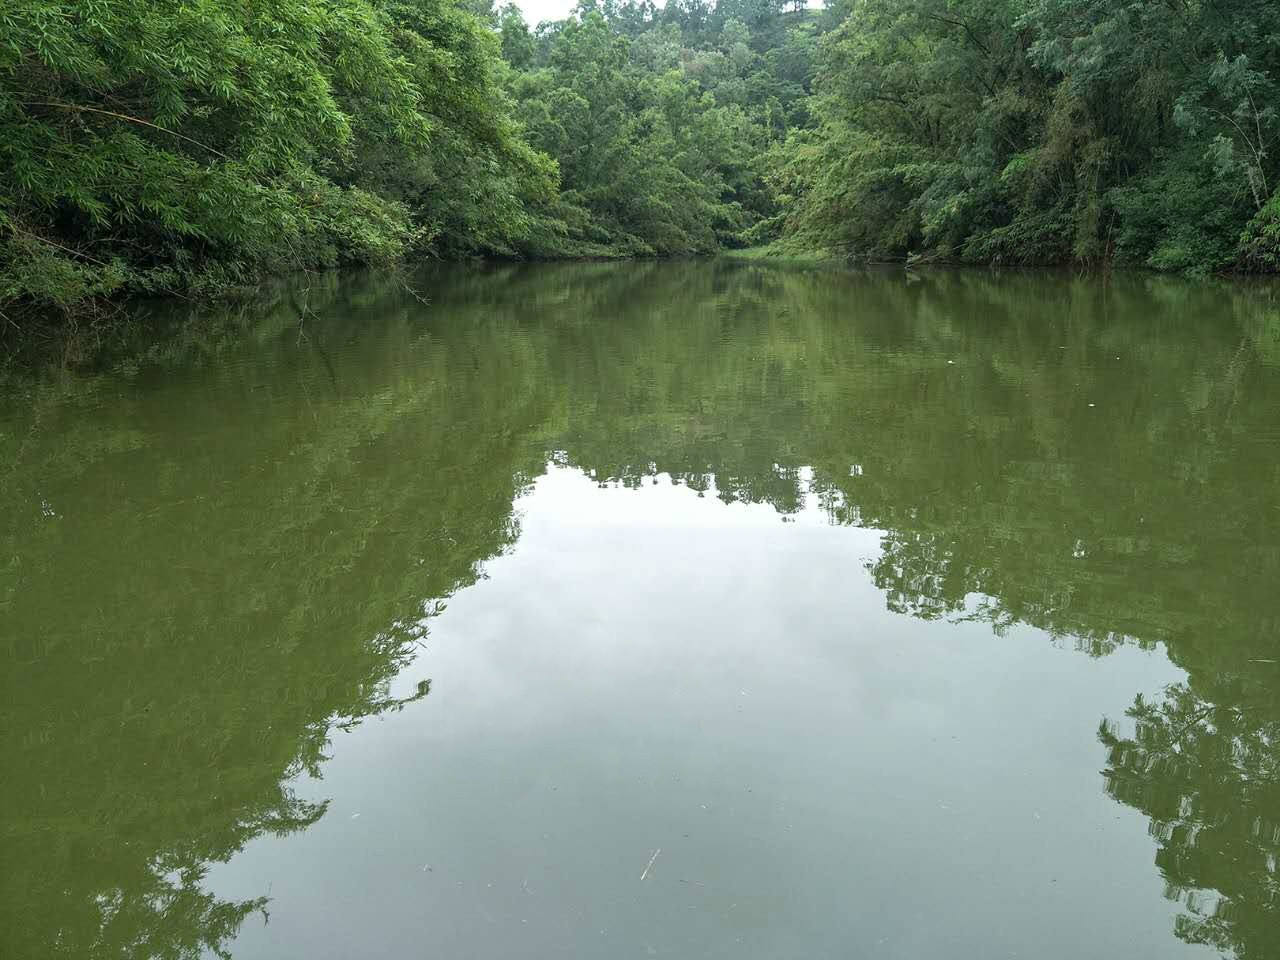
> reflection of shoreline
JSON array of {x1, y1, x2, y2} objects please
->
[
  {"x1": 1101, "y1": 682, "x2": 1280, "y2": 959},
  {"x1": 3, "y1": 262, "x2": 1278, "y2": 959},
  {"x1": 0, "y1": 272, "x2": 546, "y2": 956}
]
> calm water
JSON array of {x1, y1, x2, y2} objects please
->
[{"x1": 4, "y1": 262, "x2": 1280, "y2": 960}]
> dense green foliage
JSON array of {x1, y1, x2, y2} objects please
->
[
  {"x1": 507, "y1": 0, "x2": 1280, "y2": 271},
  {"x1": 0, "y1": 0, "x2": 815, "y2": 317},
  {"x1": 5, "y1": 0, "x2": 1280, "y2": 320},
  {"x1": 496, "y1": 0, "x2": 819, "y2": 255},
  {"x1": 776, "y1": 0, "x2": 1280, "y2": 272},
  {"x1": 0, "y1": 0, "x2": 556, "y2": 316}
]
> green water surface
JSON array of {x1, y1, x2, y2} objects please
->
[{"x1": 3, "y1": 262, "x2": 1280, "y2": 960}]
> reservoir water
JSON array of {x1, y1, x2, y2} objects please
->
[{"x1": 4, "y1": 262, "x2": 1279, "y2": 959}]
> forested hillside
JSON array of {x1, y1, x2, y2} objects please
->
[
  {"x1": 780, "y1": 0, "x2": 1280, "y2": 272},
  {"x1": 3, "y1": 0, "x2": 1280, "y2": 319}
]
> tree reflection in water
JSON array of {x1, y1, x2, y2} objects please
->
[{"x1": 3, "y1": 262, "x2": 1279, "y2": 958}]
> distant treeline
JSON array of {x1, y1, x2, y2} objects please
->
[{"x1": 3, "y1": 0, "x2": 1280, "y2": 318}]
